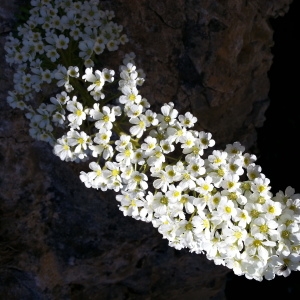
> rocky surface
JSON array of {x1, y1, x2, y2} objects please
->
[{"x1": 0, "y1": 0, "x2": 294, "y2": 299}]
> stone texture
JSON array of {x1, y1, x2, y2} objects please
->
[
  {"x1": 0, "y1": 0, "x2": 294, "y2": 299},
  {"x1": 111, "y1": 0, "x2": 292, "y2": 150}
]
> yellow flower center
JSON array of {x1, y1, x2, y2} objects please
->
[
  {"x1": 134, "y1": 175, "x2": 141, "y2": 182},
  {"x1": 180, "y1": 197, "x2": 188, "y2": 204},
  {"x1": 164, "y1": 116, "x2": 171, "y2": 123},
  {"x1": 268, "y1": 206, "x2": 275, "y2": 214},
  {"x1": 260, "y1": 224, "x2": 268, "y2": 233},
  {"x1": 77, "y1": 138, "x2": 84, "y2": 144},
  {"x1": 258, "y1": 185, "x2": 266, "y2": 193},
  {"x1": 160, "y1": 196, "x2": 168, "y2": 205},
  {"x1": 112, "y1": 169, "x2": 119, "y2": 177},
  {"x1": 253, "y1": 239, "x2": 262, "y2": 247},
  {"x1": 250, "y1": 209, "x2": 260, "y2": 218},
  {"x1": 185, "y1": 223, "x2": 193, "y2": 231},
  {"x1": 225, "y1": 206, "x2": 232, "y2": 213},
  {"x1": 281, "y1": 230, "x2": 290, "y2": 239},
  {"x1": 129, "y1": 94, "x2": 136, "y2": 101},
  {"x1": 124, "y1": 149, "x2": 131, "y2": 157},
  {"x1": 103, "y1": 115, "x2": 110, "y2": 122}
]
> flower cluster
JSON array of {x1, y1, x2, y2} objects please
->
[
  {"x1": 5, "y1": 0, "x2": 128, "y2": 144},
  {"x1": 5, "y1": 0, "x2": 300, "y2": 281}
]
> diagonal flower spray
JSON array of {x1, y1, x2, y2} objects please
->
[{"x1": 4, "y1": 0, "x2": 300, "y2": 281}]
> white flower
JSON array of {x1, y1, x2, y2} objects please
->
[
  {"x1": 273, "y1": 186, "x2": 296, "y2": 205},
  {"x1": 215, "y1": 197, "x2": 237, "y2": 221},
  {"x1": 166, "y1": 184, "x2": 183, "y2": 203},
  {"x1": 180, "y1": 131, "x2": 196, "y2": 150},
  {"x1": 164, "y1": 165, "x2": 182, "y2": 183},
  {"x1": 150, "y1": 192, "x2": 169, "y2": 217},
  {"x1": 179, "y1": 194, "x2": 195, "y2": 214},
  {"x1": 160, "y1": 139, "x2": 175, "y2": 154},
  {"x1": 277, "y1": 212, "x2": 298, "y2": 231},
  {"x1": 131, "y1": 149, "x2": 145, "y2": 165},
  {"x1": 52, "y1": 111, "x2": 66, "y2": 126},
  {"x1": 250, "y1": 217, "x2": 279, "y2": 241},
  {"x1": 115, "y1": 134, "x2": 131, "y2": 151},
  {"x1": 244, "y1": 202, "x2": 263, "y2": 220},
  {"x1": 79, "y1": 161, "x2": 105, "y2": 189},
  {"x1": 195, "y1": 176, "x2": 214, "y2": 195},
  {"x1": 221, "y1": 189, "x2": 247, "y2": 206},
  {"x1": 156, "y1": 215, "x2": 177, "y2": 241},
  {"x1": 119, "y1": 85, "x2": 141, "y2": 105},
  {"x1": 146, "y1": 146, "x2": 165, "y2": 167},
  {"x1": 126, "y1": 171, "x2": 148, "y2": 191},
  {"x1": 55, "y1": 34, "x2": 69, "y2": 49},
  {"x1": 55, "y1": 91, "x2": 70, "y2": 105},
  {"x1": 139, "y1": 192, "x2": 155, "y2": 222},
  {"x1": 106, "y1": 39, "x2": 119, "y2": 51},
  {"x1": 267, "y1": 253, "x2": 300, "y2": 279},
  {"x1": 115, "y1": 143, "x2": 134, "y2": 166},
  {"x1": 242, "y1": 153, "x2": 257, "y2": 168},
  {"x1": 248, "y1": 191, "x2": 272, "y2": 205},
  {"x1": 129, "y1": 115, "x2": 147, "y2": 138},
  {"x1": 68, "y1": 130, "x2": 91, "y2": 155},
  {"x1": 286, "y1": 198, "x2": 300, "y2": 218},
  {"x1": 103, "y1": 161, "x2": 122, "y2": 191},
  {"x1": 54, "y1": 65, "x2": 69, "y2": 87},
  {"x1": 67, "y1": 66, "x2": 80, "y2": 78},
  {"x1": 78, "y1": 39, "x2": 94, "y2": 60},
  {"x1": 178, "y1": 169, "x2": 197, "y2": 191},
  {"x1": 67, "y1": 99, "x2": 87, "y2": 129},
  {"x1": 208, "y1": 150, "x2": 228, "y2": 169},
  {"x1": 102, "y1": 68, "x2": 115, "y2": 82},
  {"x1": 198, "y1": 131, "x2": 215, "y2": 149},
  {"x1": 82, "y1": 68, "x2": 105, "y2": 92},
  {"x1": 225, "y1": 141, "x2": 245, "y2": 157},
  {"x1": 251, "y1": 177, "x2": 271, "y2": 195},
  {"x1": 191, "y1": 211, "x2": 211, "y2": 240},
  {"x1": 41, "y1": 69, "x2": 53, "y2": 83},
  {"x1": 226, "y1": 156, "x2": 244, "y2": 176},
  {"x1": 247, "y1": 164, "x2": 263, "y2": 181},
  {"x1": 221, "y1": 173, "x2": 240, "y2": 192},
  {"x1": 93, "y1": 41, "x2": 105, "y2": 55},
  {"x1": 94, "y1": 128, "x2": 112, "y2": 145},
  {"x1": 225, "y1": 252, "x2": 248, "y2": 276},
  {"x1": 277, "y1": 223, "x2": 300, "y2": 246},
  {"x1": 144, "y1": 109, "x2": 159, "y2": 126},
  {"x1": 89, "y1": 104, "x2": 115, "y2": 130},
  {"x1": 46, "y1": 47, "x2": 60, "y2": 62},
  {"x1": 53, "y1": 136, "x2": 73, "y2": 161},
  {"x1": 116, "y1": 190, "x2": 144, "y2": 218},
  {"x1": 262, "y1": 200, "x2": 283, "y2": 219},
  {"x1": 222, "y1": 224, "x2": 247, "y2": 251},
  {"x1": 183, "y1": 139, "x2": 205, "y2": 161},
  {"x1": 206, "y1": 192, "x2": 222, "y2": 212},
  {"x1": 244, "y1": 235, "x2": 276, "y2": 262},
  {"x1": 157, "y1": 102, "x2": 178, "y2": 129},
  {"x1": 126, "y1": 104, "x2": 143, "y2": 118},
  {"x1": 178, "y1": 112, "x2": 197, "y2": 128},
  {"x1": 166, "y1": 122, "x2": 187, "y2": 144},
  {"x1": 186, "y1": 157, "x2": 206, "y2": 178},
  {"x1": 152, "y1": 170, "x2": 170, "y2": 193},
  {"x1": 141, "y1": 136, "x2": 157, "y2": 154},
  {"x1": 232, "y1": 208, "x2": 252, "y2": 228}
]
